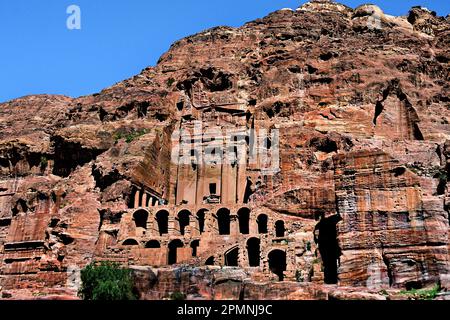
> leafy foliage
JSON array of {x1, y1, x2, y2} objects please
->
[
  {"x1": 114, "y1": 129, "x2": 148, "y2": 143},
  {"x1": 78, "y1": 262, "x2": 137, "y2": 300},
  {"x1": 40, "y1": 156, "x2": 48, "y2": 170},
  {"x1": 399, "y1": 284, "x2": 440, "y2": 300},
  {"x1": 166, "y1": 77, "x2": 175, "y2": 87},
  {"x1": 169, "y1": 291, "x2": 186, "y2": 300}
]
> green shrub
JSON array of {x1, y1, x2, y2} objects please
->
[
  {"x1": 166, "y1": 77, "x2": 175, "y2": 87},
  {"x1": 399, "y1": 284, "x2": 440, "y2": 300},
  {"x1": 78, "y1": 261, "x2": 137, "y2": 300},
  {"x1": 169, "y1": 291, "x2": 186, "y2": 301},
  {"x1": 40, "y1": 156, "x2": 48, "y2": 170},
  {"x1": 114, "y1": 129, "x2": 148, "y2": 143},
  {"x1": 306, "y1": 241, "x2": 312, "y2": 252}
]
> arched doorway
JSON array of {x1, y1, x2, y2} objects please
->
[
  {"x1": 268, "y1": 250, "x2": 286, "y2": 281},
  {"x1": 247, "y1": 238, "x2": 260, "y2": 267},
  {"x1": 196, "y1": 209, "x2": 207, "y2": 234},
  {"x1": 275, "y1": 220, "x2": 285, "y2": 237},
  {"x1": 155, "y1": 210, "x2": 169, "y2": 236},
  {"x1": 191, "y1": 240, "x2": 200, "y2": 257},
  {"x1": 168, "y1": 239, "x2": 184, "y2": 265},
  {"x1": 122, "y1": 239, "x2": 139, "y2": 246},
  {"x1": 225, "y1": 247, "x2": 239, "y2": 267},
  {"x1": 145, "y1": 240, "x2": 160, "y2": 248},
  {"x1": 314, "y1": 214, "x2": 343, "y2": 284},
  {"x1": 205, "y1": 256, "x2": 215, "y2": 266},
  {"x1": 177, "y1": 210, "x2": 191, "y2": 235},
  {"x1": 237, "y1": 208, "x2": 250, "y2": 234},
  {"x1": 257, "y1": 214, "x2": 268, "y2": 234},
  {"x1": 133, "y1": 209, "x2": 149, "y2": 229},
  {"x1": 217, "y1": 208, "x2": 230, "y2": 235}
]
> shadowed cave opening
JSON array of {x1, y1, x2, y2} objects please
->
[
  {"x1": 168, "y1": 239, "x2": 184, "y2": 265},
  {"x1": 275, "y1": 220, "x2": 285, "y2": 237},
  {"x1": 123, "y1": 239, "x2": 139, "y2": 246},
  {"x1": 268, "y1": 250, "x2": 286, "y2": 281},
  {"x1": 217, "y1": 208, "x2": 231, "y2": 235},
  {"x1": 257, "y1": 214, "x2": 268, "y2": 234},
  {"x1": 178, "y1": 210, "x2": 191, "y2": 235},
  {"x1": 314, "y1": 214, "x2": 343, "y2": 284},
  {"x1": 196, "y1": 209, "x2": 207, "y2": 234},
  {"x1": 225, "y1": 247, "x2": 239, "y2": 267},
  {"x1": 156, "y1": 210, "x2": 169, "y2": 236},
  {"x1": 205, "y1": 256, "x2": 215, "y2": 266},
  {"x1": 247, "y1": 238, "x2": 261, "y2": 267},
  {"x1": 133, "y1": 210, "x2": 148, "y2": 229},
  {"x1": 146, "y1": 240, "x2": 160, "y2": 248},
  {"x1": 238, "y1": 208, "x2": 250, "y2": 234},
  {"x1": 191, "y1": 240, "x2": 200, "y2": 257}
]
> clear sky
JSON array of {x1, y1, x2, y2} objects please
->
[{"x1": 0, "y1": 0, "x2": 448, "y2": 103}]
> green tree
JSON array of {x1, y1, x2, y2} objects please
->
[{"x1": 78, "y1": 262, "x2": 137, "y2": 300}]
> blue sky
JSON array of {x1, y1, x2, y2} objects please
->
[{"x1": 0, "y1": 0, "x2": 448, "y2": 103}]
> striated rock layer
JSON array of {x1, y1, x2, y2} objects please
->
[{"x1": 0, "y1": 0, "x2": 449, "y2": 299}]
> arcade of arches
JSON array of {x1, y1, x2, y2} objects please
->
[{"x1": 95, "y1": 202, "x2": 345, "y2": 282}]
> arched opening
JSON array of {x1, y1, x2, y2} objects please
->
[
  {"x1": 145, "y1": 240, "x2": 161, "y2": 248},
  {"x1": 217, "y1": 208, "x2": 230, "y2": 235},
  {"x1": 257, "y1": 214, "x2": 268, "y2": 234},
  {"x1": 122, "y1": 239, "x2": 139, "y2": 246},
  {"x1": 247, "y1": 238, "x2": 260, "y2": 267},
  {"x1": 168, "y1": 239, "x2": 184, "y2": 265},
  {"x1": 275, "y1": 220, "x2": 285, "y2": 237},
  {"x1": 225, "y1": 247, "x2": 239, "y2": 267},
  {"x1": 133, "y1": 210, "x2": 148, "y2": 229},
  {"x1": 237, "y1": 208, "x2": 250, "y2": 234},
  {"x1": 205, "y1": 256, "x2": 215, "y2": 266},
  {"x1": 191, "y1": 240, "x2": 200, "y2": 257},
  {"x1": 314, "y1": 214, "x2": 343, "y2": 284},
  {"x1": 268, "y1": 250, "x2": 286, "y2": 281},
  {"x1": 156, "y1": 210, "x2": 169, "y2": 236},
  {"x1": 177, "y1": 210, "x2": 191, "y2": 236},
  {"x1": 196, "y1": 209, "x2": 207, "y2": 234}
]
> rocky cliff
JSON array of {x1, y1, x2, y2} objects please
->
[{"x1": 0, "y1": 0, "x2": 449, "y2": 300}]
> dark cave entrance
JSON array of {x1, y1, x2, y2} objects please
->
[
  {"x1": 205, "y1": 256, "x2": 215, "y2": 266},
  {"x1": 257, "y1": 214, "x2": 268, "y2": 234},
  {"x1": 237, "y1": 208, "x2": 250, "y2": 234},
  {"x1": 196, "y1": 209, "x2": 207, "y2": 234},
  {"x1": 217, "y1": 208, "x2": 231, "y2": 235},
  {"x1": 314, "y1": 214, "x2": 343, "y2": 285},
  {"x1": 268, "y1": 250, "x2": 286, "y2": 281},
  {"x1": 168, "y1": 239, "x2": 184, "y2": 265},
  {"x1": 156, "y1": 210, "x2": 169, "y2": 236},
  {"x1": 225, "y1": 247, "x2": 239, "y2": 267},
  {"x1": 247, "y1": 238, "x2": 260, "y2": 267},
  {"x1": 275, "y1": 220, "x2": 285, "y2": 237},
  {"x1": 133, "y1": 210, "x2": 148, "y2": 229},
  {"x1": 123, "y1": 239, "x2": 139, "y2": 246},
  {"x1": 177, "y1": 210, "x2": 191, "y2": 235},
  {"x1": 191, "y1": 240, "x2": 200, "y2": 257},
  {"x1": 145, "y1": 240, "x2": 160, "y2": 248}
]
